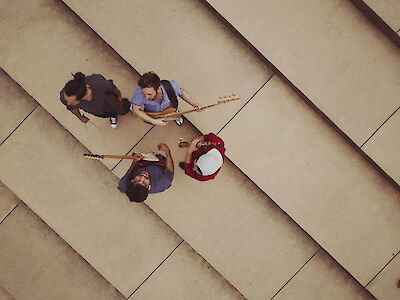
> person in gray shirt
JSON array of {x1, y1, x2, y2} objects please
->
[{"x1": 60, "y1": 72, "x2": 131, "y2": 128}]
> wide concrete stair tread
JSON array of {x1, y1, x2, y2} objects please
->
[
  {"x1": 0, "y1": 196, "x2": 124, "y2": 300},
  {"x1": 0, "y1": 76, "x2": 246, "y2": 298},
  {"x1": 0, "y1": 0, "x2": 151, "y2": 170},
  {"x1": 129, "y1": 242, "x2": 244, "y2": 300},
  {"x1": 61, "y1": 0, "x2": 399, "y2": 290},
  {"x1": 1, "y1": 0, "x2": 398, "y2": 298},
  {"x1": 205, "y1": 0, "x2": 400, "y2": 184},
  {"x1": 62, "y1": 0, "x2": 274, "y2": 135},
  {"x1": 219, "y1": 75, "x2": 400, "y2": 287},
  {"x1": 205, "y1": 0, "x2": 400, "y2": 145}
]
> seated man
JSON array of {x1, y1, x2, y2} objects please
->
[
  {"x1": 118, "y1": 143, "x2": 174, "y2": 202},
  {"x1": 60, "y1": 72, "x2": 131, "y2": 128},
  {"x1": 131, "y1": 71, "x2": 200, "y2": 126},
  {"x1": 179, "y1": 133, "x2": 225, "y2": 181}
]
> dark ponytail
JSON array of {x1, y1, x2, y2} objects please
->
[{"x1": 64, "y1": 72, "x2": 87, "y2": 100}]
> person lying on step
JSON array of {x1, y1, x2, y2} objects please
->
[
  {"x1": 131, "y1": 71, "x2": 201, "y2": 127},
  {"x1": 118, "y1": 143, "x2": 174, "y2": 203}
]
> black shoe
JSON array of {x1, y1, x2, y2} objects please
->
[{"x1": 179, "y1": 162, "x2": 185, "y2": 170}]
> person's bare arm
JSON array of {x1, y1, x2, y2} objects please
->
[
  {"x1": 132, "y1": 105, "x2": 168, "y2": 127},
  {"x1": 70, "y1": 108, "x2": 89, "y2": 123},
  {"x1": 158, "y1": 143, "x2": 174, "y2": 174},
  {"x1": 185, "y1": 139, "x2": 200, "y2": 163},
  {"x1": 179, "y1": 88, "x2": 201, "y2": 109}
]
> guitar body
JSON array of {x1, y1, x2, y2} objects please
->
[{"x1": 146, "y1": 107, "x2": 177, "y2": 118}]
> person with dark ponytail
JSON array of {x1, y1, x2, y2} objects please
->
[{"x1": 60, "y1": 72, "x2": 131, "y2": 128}]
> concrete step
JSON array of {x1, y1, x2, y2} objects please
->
[
  {"x1": 62, "y1": 0, "x2": 274, "y2": 135},
  {"x1": 0, "y1": 183, "x2": 125, "y2": 300},
  {"x1": 0, "y1": 0, "x2": 390, "y2": 299},
  {"x1": 205, "y1": 0, "x2": 400, "y2": 183},
  {"x1": 0, "y1": 71, "x2": 241, "y2": 298},
  {"x1": 58, "y1": 0, "x2": 399, "y2": 293},
  {"x1": 218, "y1": 75, "x2": 400, "y2": 290}
]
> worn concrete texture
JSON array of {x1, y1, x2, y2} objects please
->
[
  {"x1": 63, "y1": 0, "x2": 274, "y2": 134},
  {"x1": 219, "y1": 75, "x2": 400, "y2": 285},
  {"x1": 130, "y1": 242, "x2": 245, "y2": 300},
  {"x1": 367, "y1": 253, "x2": 400, "y2": 300},
  {"x1": 273, "y1": 250, "x2": 375, "y2": 300},
  {"x1": 206, "y1": 0, "x2": 400, "y2": 147},
  {"x1": 0, "y1": 202, "x2": 125, "y2": 300}
]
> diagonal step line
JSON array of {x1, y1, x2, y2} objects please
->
[
  {"x1": 361, "y1": 105, "x2": 400, "y2": 148},
  {"x1": 0, "y1": 199, "x2": 126, "y2": 298},
  {"x1": 217, "y1": 73, "x2": 274, "y2": 135},
  {"x1": 111, "y1": 125, "x2": 155, "y2": 171},
  {"x1": 59, "y1": 0, "x2": 141, "y2": 78},
  {"x1": 225, "y1": 156, "x2": 376, "y2": 298},
  {"x1": 365, "y1": 250, "x2": 400, "y2": 288},
  {"x1": 0, "y1": 201, "x2": 21, "y2": 225},
  {"x1": 0, "y1": 106, "x2": 38, "y2": 148},
  {"x1": 128, "y1": 240, "x2": 184, "y2": 299},
  {"x1": 202, "y1": 0, "x2": 400, "y2": 192},
  {"x1": 270, "y1": 249, "x2": 320, "y2": 300}
]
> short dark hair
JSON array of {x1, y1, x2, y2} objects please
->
[
  {"x1": 138, "y1": 71, "x2": 160, "y2": 90},
  {"x1": 126, "y1": 181, "x2": 149, "y2": 203},
  {"x1": 64, "y1": 72, "x2": 87, "y2": 100}
]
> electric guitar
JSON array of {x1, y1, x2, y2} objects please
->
[
  {"x1": 146, "y1": 95, "x2": 240, "y2": 120},
  {"x1": 83, "y1": 152, "x2": 159, "y2": 161}
]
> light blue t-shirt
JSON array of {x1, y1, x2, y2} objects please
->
[{"x1": 131, "y1": 80, "x2": 181, "y2": 112}]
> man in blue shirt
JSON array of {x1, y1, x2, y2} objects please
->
[
  {"x1": 131, "y1": 71, "x2": 200, "y2": 126},
  {"x1": 118, "y1": 143, "x2": 174, "y2": 202}
]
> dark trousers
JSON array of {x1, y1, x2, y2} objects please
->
[{"x1": 97, "y1": 94, "x2": 131, "y2": 118}]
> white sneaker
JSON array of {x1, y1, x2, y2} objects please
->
[
  {"x1": 175, "y1": 117, "x2": 184, "y2": 126},
  {"x1": 174, "y1": 110, "x2": 183, "y2": 126},
  {"x1": 110, "y1": 117, "x2": 118, "y2": 129}
]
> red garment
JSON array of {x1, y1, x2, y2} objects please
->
[{"x1": 183, "y1": 133, "x2": 225, "y2": 181}]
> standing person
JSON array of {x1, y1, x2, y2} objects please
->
[
  {"x1": 60, "y1": 72, "x2": 131, "y2": 128},
  {"x1": 118, "y1": 143, "x2": 174, "y2": 202},
  {"x1": 131, "y1": 71, "x2": 201, "y2": 126},
  {"x1": 179, "y1": 133, "x2": 225, "y2": 181}
]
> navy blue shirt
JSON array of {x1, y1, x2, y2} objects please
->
[{"x1": 118, "y1": 164, "x2": 173, "y2": 194}]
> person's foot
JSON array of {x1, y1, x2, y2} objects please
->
[
  {"x1": 179, "y1": 162, "x2": 185, "y2": 170},
  {"x1": 175, "y1": 116, "x2": 184, "y2": 126},
  {"x1": 109, "y1": 116, "x2": 118, "y2": 129}
]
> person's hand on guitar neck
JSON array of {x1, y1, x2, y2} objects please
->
[{"x1": 153, "y1": 118, "x2": 169, "y2": 127}]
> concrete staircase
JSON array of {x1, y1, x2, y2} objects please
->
[{"x1": 1, "y1": 0, "x2": 399, "y2": 299}]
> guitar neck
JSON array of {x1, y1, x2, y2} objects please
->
[
  {"x1": 163, "y1": 103, "x2": 219, "y2": 118},
  {"x1": 103, "y1": 155, "x2": 137, "y2": 159}
]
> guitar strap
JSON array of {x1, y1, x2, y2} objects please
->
[{"x1": 161, "y1": 80, "x2": 178, "y2": 109}]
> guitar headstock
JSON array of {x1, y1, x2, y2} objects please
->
[
  {"x1": 217, "y1": 94, "x2": 240, "y2": 104},
  {"x1": 83, "y1": 154, "x2": 104, "y2": 160}
]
